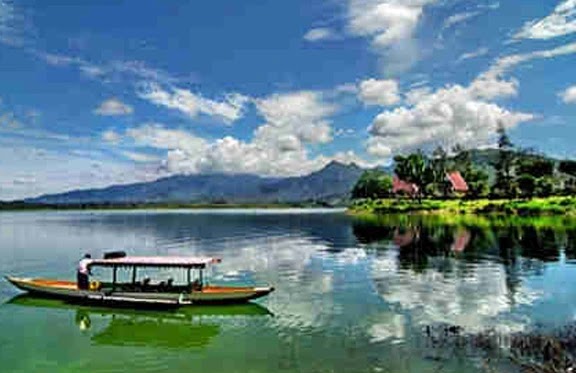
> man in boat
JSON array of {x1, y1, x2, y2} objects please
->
[{"x1": 77, "y1": 254, "x2": 92, "y2": 290}]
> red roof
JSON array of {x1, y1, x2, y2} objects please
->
[
  {"x1": 446, "y1": 171, "x2": 468, "y2": 192},
  {"x1": 392, "y1": 176, "x2": 419, "y2": 195}
]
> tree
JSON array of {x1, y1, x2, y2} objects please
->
[
  {"x1": 517, "y1": 174, "x2": 536, "y2": 199},
  {"x1": 351, "y1": 170, "x2": 393, "y2": 199},
  {"x1": 493, "y1": 123, "x2": 516, "y2": 198},
  {"x1": 535, "y1": 177, "x2": 555, "y2": 197},
  {"x1": 394, "y1": 151, "x2": 430, "y2": 197},
  {"x1": 559, "y1": 160, "x2": 576, "y2": 177},
  {"x1": 464, "y1": 167, "x2": 490, "y2": 198},
  {"x1": 430, "y1": 146, "x2": 450, "y2": 197}
]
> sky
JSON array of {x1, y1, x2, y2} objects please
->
[{"x1": 0, "y1": 0, "x2": 576, "y2": 200}]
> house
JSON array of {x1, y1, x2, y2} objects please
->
[
  {"x1": 446, "y1": 171, "x2": 468, "y2": 194},
  {"x1": 392, "y1": 176, "x2": 419, "y2": 197}
]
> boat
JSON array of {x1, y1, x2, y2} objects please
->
[{"x1": 5, "y1": 253, "x2": 274, "y2": 308}]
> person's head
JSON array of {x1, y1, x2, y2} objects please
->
[{"x1": 84, "y1": 253, "x2": 91, "y2": 259}]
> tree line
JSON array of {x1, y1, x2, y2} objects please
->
[{"x1": 353, "y1": 124, "x2": 576, "y2": 200}]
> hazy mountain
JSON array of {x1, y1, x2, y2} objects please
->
[{"x1": 27, "y1": 161, "x2": 365, "y2": 205}]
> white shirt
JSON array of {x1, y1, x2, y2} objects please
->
[{"x1": 78, "y1": 259, "x2": 91, "y2": 275}]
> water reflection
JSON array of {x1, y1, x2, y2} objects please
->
[
  {"x1": 3, "y1": 211, "x2": 576, "y2": 373},
  {"x1": 352, "y1": 215, "x2": 576, "y2": 334},
  {"x1": 7, "y1": 294, "x2": 272, "y2": 349}
]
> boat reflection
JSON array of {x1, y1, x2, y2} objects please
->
[{"x1": 7, "y1": 294, "x2": 272, "y2": 349}]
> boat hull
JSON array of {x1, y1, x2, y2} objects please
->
[{"x1": 5, "y1": 276, "x2": 274, "y2": 308}]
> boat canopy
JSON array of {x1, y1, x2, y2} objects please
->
[{"x1": 87, "y1": 256, "x2": 221, "y2": 269}]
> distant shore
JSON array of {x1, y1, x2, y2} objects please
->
[
  {"x1": 0, "y1": 201, "x2": 339, "y2": 211},
  {"x1": 348, "y1": 196, "x2": 576, "y2": 217}
]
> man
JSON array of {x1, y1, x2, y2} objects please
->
[{"x1": 77, "y1": 254, "x2": 92, "y2": 290}]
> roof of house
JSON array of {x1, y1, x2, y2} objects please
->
[
  {"x1": 446, "y1": 171, "x2": 469, "y2": 192},
  {"x1": 87, "y1": 256, "x2": 221, "y2": 268},
  {"x1": 392, "y1": 176, "x2": 419, "y2": 194}
]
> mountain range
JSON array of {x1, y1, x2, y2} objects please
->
[{"x1": 27, "y1": 161, "x2": 365, "y2": 205}]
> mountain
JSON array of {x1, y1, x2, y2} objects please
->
[{"x1": 27, "y1": 161, "x2": 365, "y2": 205}]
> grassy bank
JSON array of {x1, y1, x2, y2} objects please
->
[{"x1": 349, "y1": 196, "x2": 576, "y2": 217}]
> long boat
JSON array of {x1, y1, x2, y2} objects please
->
[{"x1": 5, "y1": 254, "x2": 274, "y2": 308}]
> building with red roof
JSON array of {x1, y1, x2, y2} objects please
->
[
  {"x1": 392, "y1": 176, "x2": 419, "y2": 197},
  {"x1": 446, "y1": 171, "x2": 469, "y2": 194}
]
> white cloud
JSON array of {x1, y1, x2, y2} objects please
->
[
  {"x1": 93, "y1": 98, "x2": 133, "y2": 116},
  {"x1": 137, "y1": 83, "x2": 250, "y2": 124},
  {"x1": 304, "y1": 27, "x2": 337, "y2": 41},
  {"x1": 560, "y1": 85, "x2": 576, "y2": 104},
  {"x1": 443, "y1": 11, "x2": 481, "y2": 29},
  {"x1": 346, "y1": 0, "x2": 437, "y2": 74},
  {"x1": 488, "y1": 42, "x2": 576, "y2": 78},
  {"x1": 348, "y1": 0, "x2": 433, "y2": 47},
  {"x1": 121, "y1": 151, "x2": 159, "y2": 163},
  {"x1": 0, "y1": 0, "x2": 23, "y2": 45},
  {"x1": 404, "y1": 86, "x2": 431, "y2": 105},
  {"x1": 515, "y1": 0, "x2": 576, "y2": 40},
  {"x1": 0, "y1": 145, "x2": 148, "y2": 200},
  {"x1": 358, "y1": 78, "x2": 400, "y2": 106},
  {"x1": 368, "y1": 84, "x2": 534, "y2": 156},
  {"x1": 371, "y1": 250, "x2": 537, "y2": 332},
  {"x1": 103, "y1": 91, "x2": 373, "y2": 177},
  {"x1": 457, "y1": 47, "x2": 489, "y2": 62},
  {"x1": 35, "y1": 52, "x2": 183, "y2": 85},
  {"x1": 374, "y1": 41, "x2": 573, "y2": 155},
  {"x1": 102, "y1": 129, "x2": 121, "y2": 144},
  {"x1": 126, "y1": 123, "x2": 209, "y2": 152}
]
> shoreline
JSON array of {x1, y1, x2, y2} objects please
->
[
  {"x1": 348, "y1": 196, "x2": 576, "y2": 217},
  {"x1": 0, "y1": 202, "x2": 344, "y2": 212}
]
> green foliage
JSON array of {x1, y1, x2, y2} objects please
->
[
  {"x1": 493, "y1": 123, "x2": 516, "y2": 198},
  {"x1": 394, "y1": 152, "x2": 427, "y2": 187},
  {"x1": 517, "y1": 157, "x2": 554, "y2": 178},
  {"x1": 464, "y1": 167, "x2": 490, "y2": 198},
  {"x1": 349, "y1": 196, "x2": 576, "y2": 216},
  {"x1": 535, "y1": 176, "x2": 555, "y2": 197},
  {"x1": 559, "y1": 160, "x2": 576, "y2": 176},
  {"x1": 517, "y1": 174, "x2": 536, "y2": 198},
  {"x1": 351, "y1": 170, "x2": 393, "y2": 199}
]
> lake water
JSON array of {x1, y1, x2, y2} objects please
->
[{"x1": 1, "y1": 210, "x2": 576, "y2": 372}]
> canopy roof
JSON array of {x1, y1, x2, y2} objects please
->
[{"x1": 87, "y1": 256, "x2": 221, "y2": 269}]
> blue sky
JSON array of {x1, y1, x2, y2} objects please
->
[{"x1": 1, "y1": 0, "x2": 576, "y2": 200}]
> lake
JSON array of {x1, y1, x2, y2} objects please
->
[{"x1": 1, "y1": 210, "x2": 576, "y2": 373}]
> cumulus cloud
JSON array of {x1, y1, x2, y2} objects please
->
[
  {"x1": 126, "y1": 123, "x2": 209, "y2": 152},
  {"x1": 363, "y1": 41, "x2": 573, "y2": 157},
  {"x1": 405, "y1": 86, "x2": 431, "y2": 105},
  {"x1": 346, "y1": 0, "x2": 437, "y2": 74},
  {"x1": 348, "y1": 0, "x2": 433, "y2": 47},
  {"x1": 304, "y1": 27, "x2": 337, "y2": 41},
  {"x1": 103, "y1": 91, "x2": 373, "y2": 176},
  {"x1": 93, "y1": 98, "x2": 133, "y2": 116},
  {"x1": 137, "y1": 83, "x2": 250, "y2": 124},
  {"x1": 367, "y1": 84, "x2": 534, "y2": 156},
  {"x1": 514, "y1": 0, "x2": 576, "y2": 40},
  {"x1": 358, "y1": 78, "x2": 401, "y2": 106},
  {"x1": 560, "y1": 85, "x2": 576, "y2": 104}
]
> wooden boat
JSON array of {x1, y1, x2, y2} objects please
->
[{"x1": 6, "y1": 254, "x2": 274, "y2": 308}]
